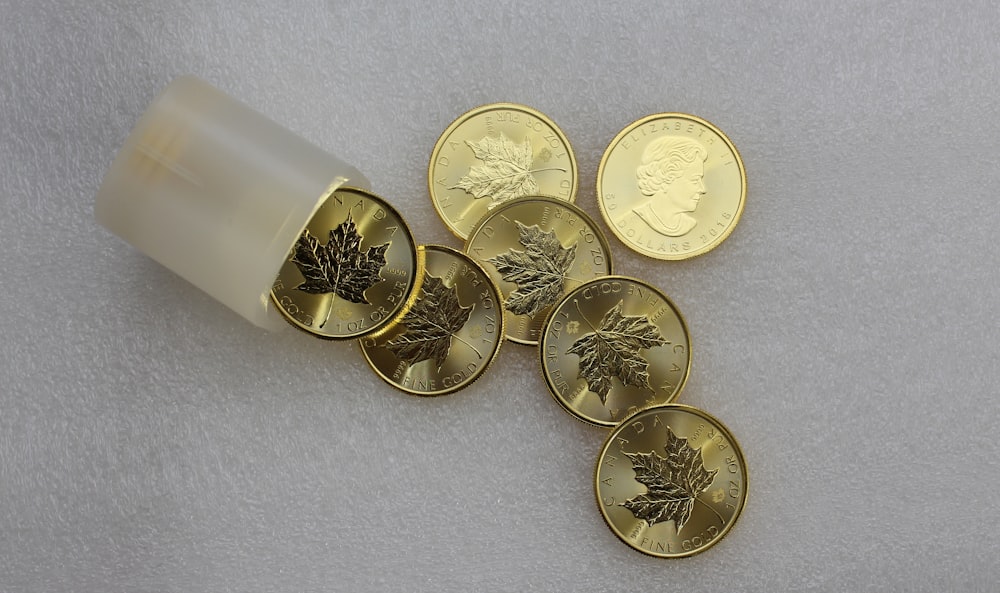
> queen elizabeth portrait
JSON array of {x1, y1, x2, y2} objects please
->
[{"x1": 632, "y1": 136, "x2": 708, "y2": 237}]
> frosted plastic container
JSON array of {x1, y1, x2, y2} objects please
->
[{"x1": 95, "y1": 76, "x2": 368, "y2": 330}]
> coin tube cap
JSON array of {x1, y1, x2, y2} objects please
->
[{"x1": 95, "y1": 76, "x2": 369, "y2": 330}]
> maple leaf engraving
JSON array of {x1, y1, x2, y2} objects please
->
[
  {"x1": 290, "y1": 214, "x2": 389, "y2": 327},
  {"x1": 566, "y1": 300, "x2": 669, "y2": 403},
  {"x1": 385, "y1": 274, "x2": 476, "y2": 369},
  {"x1": 487, "y1": 222, "x2": 577, "y2": 317},
  {"x1": 621, "y1": 428, "x2": 719, "y2": 534},
  {"x1": 450, "y1": 133, "x2": 565, "y2": 205}
]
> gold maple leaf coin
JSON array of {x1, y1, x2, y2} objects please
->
[
  {"x1": 290, "y1": 214, "x2": 388, "y2": 307},
  {"x1": 449, "y1": 133, "x2": 541, "y2": 204},
  {"x1": 360, "y1": 245, "x2": 505, "y2": 396},
  {"x1": 429, "y1": 103, "x2": 578, "y2": 240},
  {"x1": 566, "y1": 300, "x2": 669, "y2": 404},
  {"x1": 270, "y1": 187, "x2": 420, "y2": 340},
  {"x1": 539, "y1": 276, "x2": 690, "y2": 426},
  {"x1": 384, "y1": 274, "x2": 474, "y2": 370},
  {"x1": 465, "y1": 197, "x2": 613, "y2": 345},
  {"x1": 486, "y1": 221, "x2": 577, "y2": 318},
  {"x1": 595, "y1": 404, "x2": 748, "y2": 558}
]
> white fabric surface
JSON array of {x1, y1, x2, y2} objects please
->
[{"x1": 2, "y1": 1, "x2": 999, "y2": 591}]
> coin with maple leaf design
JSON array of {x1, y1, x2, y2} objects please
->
[
  {"x1": 597, "y1": 113, "x2": 746, "y2": 260},
  {"x1": 539, "y1": 276, "x2": 690, "y2": 426},
  {"x1": 595, "y1": 404, "x2": 747, "y2": 558},
  {"x1": 464, "y1": 197, "x2": 613, "y2": 345},
  {"x1": 429, "y1": 103, "x2": 578, "y2": 239},
  {"x1": 359, "y1": 245, "x2": 504, "y2": 395},
  {"x1": 270, "y1": 187, "x2": 421, "y2": 339}
]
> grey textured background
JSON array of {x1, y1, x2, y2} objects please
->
[{"x1": 2, "y1": 1, "x2": 999, "y2": 591}]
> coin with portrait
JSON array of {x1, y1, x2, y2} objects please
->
[{"x1": 597, "y1": 113, "x2": 746, "y2": 260}]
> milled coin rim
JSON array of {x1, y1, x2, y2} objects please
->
[
  {"x1": 464, "y1": 196, "x2": 615, "y2": 346},
  {"x1": 269, "y1": 185, "x2": 423, "y2": 340},
  {"x1": 596, "y1": 112, "x2": 747, "y2": 261},
  {"x1": 594, "y1": 403, "x2": 749, "y2": 558},
  {"x1": 428, "y1": 102, "x2": 580, "y2": 240},
  {"x1": 358, "y1": 244, "x2": 506, "y2": 396},
  {"x1": 538, "y1": 275, "x2": 691, "y2": 427}
]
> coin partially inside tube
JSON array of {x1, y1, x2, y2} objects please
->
[
  {"x1": 270, "y1": 186, "x2": 421, "y2": 340},
  {"x1": 95, "y1": 75, "x2": 371, "y2": 330}
]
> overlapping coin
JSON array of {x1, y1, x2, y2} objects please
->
[
  {"x1": 597, "y1": 113, "x2": 746, "y2": 260},
  {"x1": 464, "y1": 197, "x2": 613, "y2": 345},
  {"x1": 595, "y1": 404, "x2": 747, "y2": 558},
  {"x1": 539, "y1": 276, "x2": 690, "y2": 426},
  {"x1": 429, "y1": 103, "x2": 578, "y2": 240},
  {"x1": 360, "y1": 245, "x2": 504, "y2": 396},
  {"x1": 270, "y1": 186, "x2": 421, "y2": 339}
]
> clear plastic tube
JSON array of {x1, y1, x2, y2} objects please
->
[{"x1": 95, "y1": 76, "x2": 368, "y2": 329}]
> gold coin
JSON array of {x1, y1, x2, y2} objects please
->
[
  {"x1": 270, "y1": 186, "x2": 421, "y2": 339},
  {"x1": 429, "y1": 103, "x2": 578, "y2": 240},
  {"x1": 539, "y1": 276, "x2": 690, "y2": 426},
  {"x1": 464, "y1": 197, "x2": 614, "y2": 345},
  {"x1": 597, "y1": 113, "x2": 746, "y2": 260},
  {"x1": 595, "y1": 404, "x2": 747, "y2": 558},
  {"x1": 359, "y1": 245, "x2": 505, "y2": 396}
]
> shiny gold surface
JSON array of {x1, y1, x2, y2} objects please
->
[
  {"x1": 595, "y1": 405, "x2": 747, "y2": 558},
  {"x1": 271, "y1": 187, "x2": 420, "y2": 339},
  {"x1": 540, "y1": 276, "x2": 689, "y2": 426},
  {"x1": 429, "y1": 103, "x2": 578, "y2": 239},
  {"x1": 360, "y1": 245, "x2": 504, "y2": 396},
  {"x1": 597, "y1": 113, "x2": 746, "y2": 260},
  {"x1": 464, "y1": 197, "x2": 613, "y2": 345}
]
